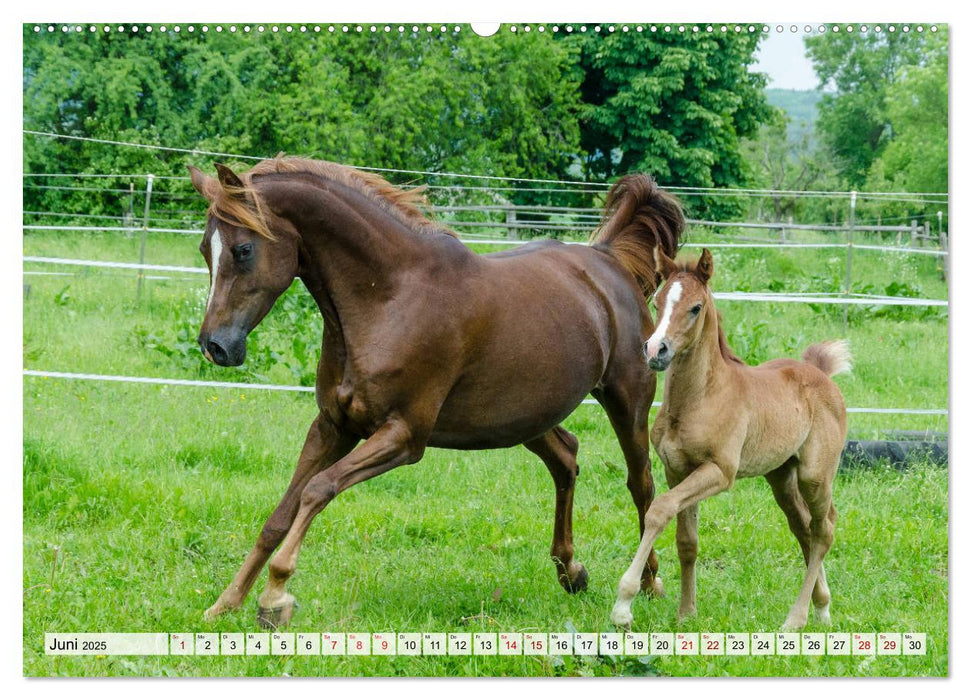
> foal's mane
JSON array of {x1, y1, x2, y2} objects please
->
[{"x1": 208, "y1": 156, "x2": 455, "y2": 240}]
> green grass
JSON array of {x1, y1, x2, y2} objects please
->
[{"x1": 23, "y1": 226, "x2": 949, "y2": 677}]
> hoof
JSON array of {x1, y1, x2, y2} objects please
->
[
  {"x1": 561, "y1": 565, "x2": 589, "y2": 594},
  {"x1": 644, "y1": 575, "x2": 665, "y2": 598},
  {"x1": 256, "y1": 597, "x2": 297, "y2": 630},
  {"x1": 814, "y1": 603, "x2": 832, "y2": 626},
  {"x1": 610, "y1": 605, "x2": 634, "y2": 630},
  {"x1": 781, "y1": 616, "x2": 807, "y2": 632}
]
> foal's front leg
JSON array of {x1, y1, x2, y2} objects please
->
[
  {"x1": 610, "y1": 462, "x2": 732, "y2": 628},
  {"x1": 255, "y1": 419, "x2": 426, "y2": 628},
  {"x1": 205, "y1": 416, "x2": 357, "y2": 620}
]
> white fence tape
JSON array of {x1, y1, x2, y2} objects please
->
[{"x1": 22, "y1": 370, "x2": 948, "y2": 416}]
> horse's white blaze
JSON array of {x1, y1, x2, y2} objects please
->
[
  {"x1": 646, "y1": 281, "x2": 682, "y2": 357},
  {"x1": 206, "y1": 228, "x2": 223, "y2": 311}
]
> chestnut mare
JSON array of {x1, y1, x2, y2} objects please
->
[
  {"x1": 187, "y1": 157, "x2": 681, "y2": 627},
  {"x1": 610, "y1": 248, "x2": 850, "y2": 631}
]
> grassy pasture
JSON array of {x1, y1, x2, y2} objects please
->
[{"x1": 23, "y1": 225, "x2": 948, "y2": 676}]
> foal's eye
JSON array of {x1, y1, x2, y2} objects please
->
[
  {"x1": 690, "y1": 303, "x2": 702, "y2": 316},
  {"x1": 232, "y1": 243, "x2": 254, "y2": 262}
]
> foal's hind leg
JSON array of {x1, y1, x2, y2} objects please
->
[
  {"x1": 765, "y1": 462, "x2": 833, "y2": 625},
  {"x1": 782, "y1": 447, "x2": 839, "y2": 631},
  {"x1": 204, "y1": 415, "x2": 357, "y2": 620},
  {"x1": 524, "y1": 426, "x2": 588, "y2": 593},
  {"x1": 596, "y1": 383, "x2": 663, "y2": 597}
]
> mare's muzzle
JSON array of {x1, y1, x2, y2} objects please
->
[{"x1": 198, "y1": 329, "x2": 247, "y2": 367}]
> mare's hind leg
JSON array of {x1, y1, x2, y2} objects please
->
[
  {"x1": 524, "y1": 426, "x2": 588, "y2": 593},
  {"x1": 782, "y1": 445, "x2": 840, "y2": 631},
  {"x1": 596, "y1": 382, "x2": 663, "y2": 597},
  {"x1": 204, "y1": 415, "x2": 357, "y2": 620},
  {"x1": 765, "y1": 462, "x2": 833, "y2": 625}
]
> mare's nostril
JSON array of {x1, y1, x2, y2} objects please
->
[
  {"x1": 207, "y1": 339, "x2": 229, "y2": 365},
  {"x1": 658, "y1": 340, "x2": 670, "y2": 358}
]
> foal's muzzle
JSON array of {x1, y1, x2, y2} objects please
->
[
  {"x1": 198, "y1": 329, "x2": 247, "y2": 367},
  {"x1": 645, "y1": 339, "x2": 672, "y2": 372}
]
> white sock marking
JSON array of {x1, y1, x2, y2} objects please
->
[
  {"x1": 646, "y1": 280, "x2": 682, "y2": 357},
  {"x1": 207, "y1": 228, "x2": 223, "y2": 311}
]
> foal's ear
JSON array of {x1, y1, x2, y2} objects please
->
[
  {"x1": 695, "y1": 248, "x2": 714, "y2": 284},
  {"x1": 214, "y1": 163, "x2": 245, "y2": 190},
  {"x1": 187, "y1": 165, "x2": 219, "y2": 200},
  {"x1": 653, "y1": 247, "x2": 680, "y2": 282}
]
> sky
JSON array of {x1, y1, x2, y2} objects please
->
[{"x1": 753, "y1": 29, "x2": 821, "y2": 91}]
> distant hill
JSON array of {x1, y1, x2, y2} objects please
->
[{"x1": 765, "y1": 88, "x2": 825, "y2": 145}]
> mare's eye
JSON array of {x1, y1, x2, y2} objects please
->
[
  {"x1": 690, "y1": 303, "x2": 702, "y2": 316},
  {"x1": 233, "y1": 243, "x2": 254, "y2": 262}
]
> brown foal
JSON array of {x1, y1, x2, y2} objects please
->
[
  {"x1": 610, "y1": 248, "x2": 850, "y2": 631},
  {"x1": 187, "y1": 157, "x2": 682, "y2": 627}
]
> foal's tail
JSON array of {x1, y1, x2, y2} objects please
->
[
  {"x1": 803, "y1": 339, "x2": 853, "y2": 377},
  {"x1": 590, "y1": 174, "x2": 683, "y2": 296}
]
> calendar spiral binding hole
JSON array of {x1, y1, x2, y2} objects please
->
[{"x1": 30, "y1": 24, "x2": 942, "y2": 36}]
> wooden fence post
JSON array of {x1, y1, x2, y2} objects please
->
[{"x1": 506, "y1": 208, "x2": 518, "y2": 240}]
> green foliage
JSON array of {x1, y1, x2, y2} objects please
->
[
  {"x1": 806, "y1": 28, "x2": 941, "y2": 189},
  {"x1": 764, "y1": 88, "x2": 823, "y2": 145},
  {"x1": 22, "y1": 27, "x2": 584, "y2": 219},
  {"x1": 24, "y1": 26, "x2": 778, "y2": 223},
  {"x1": 740, "y1": 110, "x2": 841, "y2": 222},
  {"x1": 865, "y1": 28, "x2": 948, "y2": 218},
  {"x1": 570, "y1": 29, "x2": 772, "y2": 219}
]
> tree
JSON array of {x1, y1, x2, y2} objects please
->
[
  {"x1": 23, "y1": 27, "x2": 584, "y2": 222},
  {"x1": 570, "y1": 29, "x2": 773, "y2": 219},
  {"x1": 805, "y1": 28, "x2": 930, "y2": 187},
  {"x1": 740, "y1": 112, "x2": 841, "y2": 223},
  {"x1": 865, "y1": 27, "x2": 947, "y2": 221}
]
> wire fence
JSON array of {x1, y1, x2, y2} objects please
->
[{"x1": 22, "y1": 137, "x2": 949, "y2": 426}]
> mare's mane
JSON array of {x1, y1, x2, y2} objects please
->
[
  {"x1": 207, "y1": 156, "x2": 455, "y2": 240},
  {"x1": 590, "y1": 174, "x2": 683, "y2": 296}
]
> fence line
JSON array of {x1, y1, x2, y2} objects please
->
[
  {"x1": 22, "y1": 256, "x2": 949, "y2": 307},
  {"x1": 22, "y1": 133, "x2": 949, "y2": 202},
  {"x1": 23, "y1": 222, "x2": 948, "y2": 256},
  {"x1": 22, "y1": 370, "x2": 948, "y2": 416}
]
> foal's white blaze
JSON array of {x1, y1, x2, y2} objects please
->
[
  {"x1": 206, "y1": 228, "x2": 223, "y2": 311},
  {"x1": 646, "y1": 281, "x2": 682, "y2": 357}
]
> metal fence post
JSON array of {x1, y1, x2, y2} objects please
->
[
  {"x1": 842, "y1": 191, "x2": 857, "y2": 333},
  {"x1": 136, "y1": 174, "x2": 154, "y2": 303}
]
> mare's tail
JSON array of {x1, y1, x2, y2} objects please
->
[
  {"x1": 803, "y1": 339, "x2": 853, "y2": 377},
  {"x1": 589, "y1": 174, "x2": 683, "y2": 296}
]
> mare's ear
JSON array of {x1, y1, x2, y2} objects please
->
[
  {"x1": 214, "y1": 162, "x2": 245, "y2": 190},
  {"x1": 653, "y1": 247, "x2": 680, "y2": 283},
  {"x1": 187, "y1": 165, "x2": 219, "y2": 200},
  {"x1": 695, "y1": 248, "x2": 714, "y2": 284}
]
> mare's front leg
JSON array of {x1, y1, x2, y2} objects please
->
[
  {"x1": 610, "y1": 462, "x2": 732, "y2": 628},
  {"x1": 255, "y1": 419, "x2": 427, "y2": 628},
  {"x1": 205, "y1": 415, "x2": 357, "y2": 620}
]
